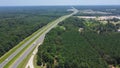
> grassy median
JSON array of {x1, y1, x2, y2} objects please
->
[
  {"x1": 0, "y1": 26, "x2": 45, "y2": 63},
  {"x1": 1, "y1": 14, "x2": 71, "y2": 68},
  {"x1": 16, "y1": 15, "x2": 71, "y2": 68},
  {"x1": 3, "y1": 16, "x2": 63, "y2": 68}
]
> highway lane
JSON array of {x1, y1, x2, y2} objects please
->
[
  {"x1": 11, "y1": 34, "x2": 46, "y2": 68},
  {"x1": 0, "y1": 24, "x2": 45, "y2": 68},
  {"x1": 0, "y1": 7, "x2": 78, "y2": 68},
  {"x1": 25, "y1": 40, "x2": 43, "y2": 68},
  {"x1": 12, "y1": 8, "x2": 78, "y2": 68}
]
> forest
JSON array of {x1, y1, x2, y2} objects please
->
[
  {"x1": 0, "y1": 6, "x2": 69, "y2": 57},
  {"x1": 37, "y1": 17, "x2": 120, "y2": 68}
]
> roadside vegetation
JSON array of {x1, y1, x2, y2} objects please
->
[
  {"x1": 0, "y1": 6, "x2": 69, "y2": 58},
  {"x1": 1, "y1": 6, "x2": 120, "y2": 68},
  {"x1": 37, "y1": 17, "x2": 120, "y2": 68}
]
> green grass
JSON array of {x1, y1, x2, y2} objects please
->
[
  {"x1": 4, "y1": 22, "x2": 55, "y2": 68},
  {"x1": 0, "y1": 25, "x2": 44, "y2": 63},
  {"x1": 2, "y1": 14, "x2": 72, "y2": 68},
  {"x1": 34, "y1": 56, "x2": 40, "y2": 68},
  {"x1": 4, "y1": 35, "x2": 41, "y2": 68},
  {"x1": 19, "y1": 15, "x2": 72, "y2": 68},
  {"x1": 32, "y1": 15, "x2": 72, "y2": 68},
  {"x1": 0, "y1": 15, "x2": 59, "y2": 63},
  {"x1": 0, "y1": 14, "x2": 61, "y2": 63},
  {"x1": 17, "y1": 46, "x2": 35, "y2": 68},
  {"x1": 34, "y1": 55, "x2": 42, "y2": 68},
  {"x1": 3, "y1": 17, "x2": 61, "y2": 68}
]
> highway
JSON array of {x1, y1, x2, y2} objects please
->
[
  {"x1": 0, "y1": 24, "x2": 44, "y2": 68},
  {"x1": 0, "y1": 7, "x2": 78, "y2": 68}
]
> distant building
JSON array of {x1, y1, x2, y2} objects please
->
[
  {"x1": 118, "y1": 29, "x2": 120, "y2": 32},
  {"x1": 78, "y1": 16, "x2": 120, "y2": 21}
]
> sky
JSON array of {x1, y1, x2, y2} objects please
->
[{"x1": 0, "y1": 0, "x2": 120, "y2": 6}]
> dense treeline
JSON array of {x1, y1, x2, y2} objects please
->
[
  {"x1": 82, "y1": 31, "x2": 120, "y2": 66},
  {"x1": 0, "y1": 6, "x2": 69, "y2": 57},
  {"x1": 73, "y1": 17, "x2": 120, "y2": 66},
  {"x1": 78, "y1": 17, "x2": 120, "y2": 66},
  {"x1": 37, "y1": 17, "x2": 108, "y2": 68},
  {"x1": 0, "y1": 6, "x2": 70, "y2": 19},
  {"x1": 0, "y1": 16, "x2": 55, "y2": 56},
  {"x1": 37, "y1": 17, "x2": 120, "y2": 68}
]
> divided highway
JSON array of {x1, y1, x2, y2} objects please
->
[{"x1": 0, "y1": 7, "x2": 78, "y2": 68}]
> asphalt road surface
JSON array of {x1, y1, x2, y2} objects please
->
[
  {"x1": 0, "y1": 26, "x2": 44, "y2": 68},
  {"x1": 0, "y1": 7, "x2": 78, "y2": 68}
]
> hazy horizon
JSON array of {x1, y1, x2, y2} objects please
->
[
  {"x1": 0, "y1": 0, "x2": 120, "y2": 6},
  {"x1": 0, "y1": 5, "x2": 120, "y2": 7}
]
